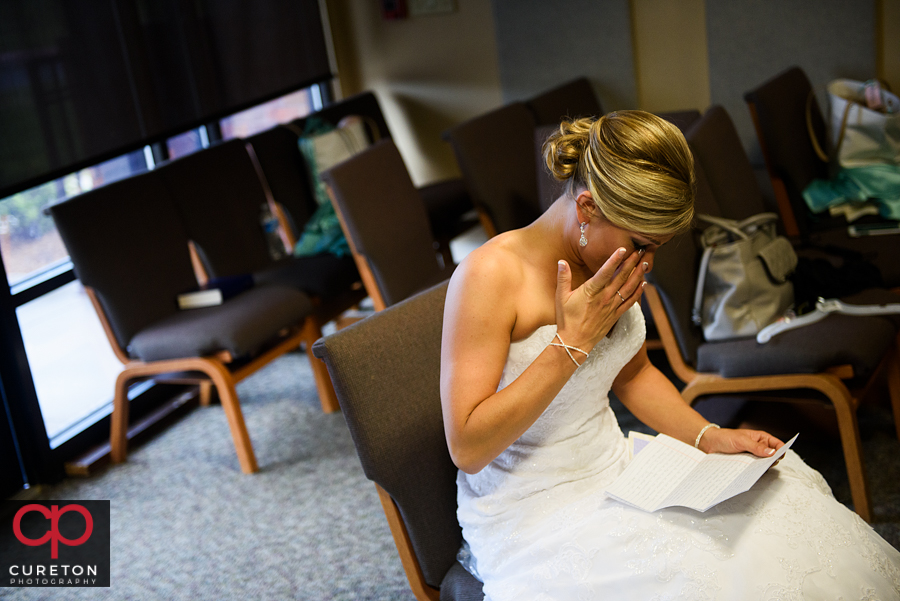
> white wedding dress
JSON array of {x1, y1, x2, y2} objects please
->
[{"x1": 457, "y1": 303, "x2": 900, "y2": 600}]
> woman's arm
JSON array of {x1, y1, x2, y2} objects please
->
[
  {"x1": 441, "y1": 246, "x2": 646, "y2": 474},
  {"x1": 612, "y1": 348, "x2": 784, "y2": 456},
  {"x1": 440, "y1": 254, "x2": 577, "y2": 474}
]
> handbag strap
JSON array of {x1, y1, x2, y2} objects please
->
[
  {"x1": 697, "y1": 213, "x2": 779, "y2": 242},
  {"x1": 832, "y1": 98, "x2": 853, "y2": 160},
  {"x1": 692, "y1": 245, "x2": 715, "y2": 326},
  {"x1": 697, "y1": 214, "x2": 748, "y2": 242},
  {"x1": 735, "y1": 212, "x2": 780, "y2": 231},
  {"x1": 806, "y1": 84, "x2": 875, "y2": 164},
  {"x1": 806, "y1": 89, "x2": 831, "y2": 163}
]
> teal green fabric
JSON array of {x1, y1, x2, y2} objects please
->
[
  {"x1": 803, "y1": 164, "x2": 900, "y2": 220},
  {"x1": 293, "y1": 118, "x2": 351, "y2": 258}
]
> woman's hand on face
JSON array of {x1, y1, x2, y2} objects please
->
[
  {"x1": 701, "y1": 426, "x2": 784, "y2": 458},
  {"x1": 555, "y1": 247, "x2": 646, "y2": 352}
]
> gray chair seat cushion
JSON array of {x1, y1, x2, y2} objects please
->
[
  {"x1": 440, "y1": 562, "x2": 484, "y2": 601},
  {"x1": 697, "y1": 312, "x2": 896, "y2": 379},
  {"x1": 128, "y1": 285, "x2": 311, "y2": 361},
  {"x1": 253, "y1": 253, "x2": 360, "y2": 300}
]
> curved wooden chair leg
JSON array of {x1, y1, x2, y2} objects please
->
[
  {"x1": 199, "y1": 380, "x2": 213, "y2": 406},
  {"x1": 308, "y1": 345, "x2": 340, "y2": 413},
  {"x1": 110, "y1": 370, "x2": 133, "y2": 464},
  {"x1": 830, "y1": 390, "x2": 871, "y2": 523},
  {"x1": 302, "y1": 319, "x2": 341, "y2": 413},
  {"x1": 375, "y1": 484, "x2": 441, "y2": 601},
  {"x1": 681, "y1": 379, "x2": 709, "y2": 407},
  {"x1": 110, "y1": 357, "x2": 258, "y2": 473},
  {"x1": 886, "y1": 343, "x2": 900, "y2": 441},
  {"x1": 204, "y1": 361, "x2": 258, "y2": 474}
]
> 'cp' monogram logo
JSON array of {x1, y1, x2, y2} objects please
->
[{"x1": 12, "y1": 504, "x2": 93, "y2": 559}]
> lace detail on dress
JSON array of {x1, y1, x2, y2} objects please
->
[
  {"x1": 455, "y1": 302, "x2": 900, "y2": 601},
  {"x1": 460, "y1": 304, "x2": 646, "y2": 507},
  {"x1": 605, "y1": 505, "x2": 728, "y2": 601},
  {"x1": 851, "y1": 516, "x2": 900, "y2": 591}
]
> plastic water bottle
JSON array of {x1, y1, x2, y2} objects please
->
[{"x1": 260, "y1": 203, "x2": 285, "y2": 261}]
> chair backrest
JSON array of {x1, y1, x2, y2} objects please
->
[
  {"x1": 533, "y1": 124, "x2": 567, "y2": 212},
  {"x1": 49, "y1": 171, "x2": 197, "y2": 352},
  {"x1": 743, "y1": 66, "x2": 830, "y2": 237},
  {"x1": 526, "y1": 77, "x2": 603, "y2": 125},
  {"x1": 685, "y1": 106, "x2": 769, "y2": 221},
  {"x1": 658, "y1": 109, "x2": 702, "y2": 133},
  {"x1": 691, "y1": 154, "x2": 726, "y2": 219},
  {"x1": 645, "y1": 230, "x2": 704, "y2": 368},
  {"x1": 445, "y1": 102, "x2": 542, "y2": 235},
  {"x1": 247, "y1": 92, "x2": 396, "y2": 240},
  {"x1": 321, "y1": 140, "x2": 445, "y2": 308},
  {"x1": 245, "y1": 125, "x2": 318, "y2": 236},
  {"x1": 311, "y1": 281, "x2": 461, "y2": 590},
  {"x1": 156, "y1": 138, "x2": 274, "y2": 278},
  {"x1": 644, "y1": 156, "x2": 722, "y2": 366}
]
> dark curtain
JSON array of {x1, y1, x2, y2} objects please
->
[{"x1": 0, "y1": 0, "x2": 331, "y2": 198}]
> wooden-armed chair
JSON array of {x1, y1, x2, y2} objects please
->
[
  {"x1": 49, "y1": 171, "x2": 318, "y2": 473},
  {"x1": 243, "y1": 124, "x2": 316, "y2": 250},
  {"x1": 684, "y1": 105, "x2": 772, "y2": 221},
  {"x1": 321, "y1": 140, "x2": 454, "y2": 311},
  {"x1": 155, "y1": 138, "x2": 363, "y2": 413},
  {"x1": 525, "y1": 76, "x2": 603, "y2": 126},
  {"x1": 743, "y1": 66, "x2": 900, "y2": 288},
  {"x1": 742, "y1": 66, "x2": 832, "y2": 238},
  {"x1": 272, "y1": 91, "x2": 477, "y2": 267},
  {"x1": 689, "y1": 103, "x2": 900, "y2": 299},
  {"x1": 644, "y1": 176, "x2": 900, "y2": 522},
  {"x1": 444, "y1": 102, "x2": 543, "y2": 237},
  {"x1": 312, "y1": 281, "x2": 484, "y2": 601}
]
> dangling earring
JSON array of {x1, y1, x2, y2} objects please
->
[{"x1": 579, "y1": 222, "x2": 588, "y2": 247}]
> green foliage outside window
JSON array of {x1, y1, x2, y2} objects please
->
[{"x1": 0, "y1": 180, "x2": 59, "y2": 241}]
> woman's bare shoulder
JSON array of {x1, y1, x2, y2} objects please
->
[
  {"x1": 452, "y1": 233, "x2": 525, "y2": 288},
  {"x1": 444, "y1": 233, "x2": 526, "y2": 330}
]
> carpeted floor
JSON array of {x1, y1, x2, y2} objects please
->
[
  {"x1": 3, "y1": 349, "x2": 899, "y2": 600},
  {"x1": 3, "y1": 352, "x2": 414, "y2": 601}
]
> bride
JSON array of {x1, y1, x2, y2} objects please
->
[{"x1": 439, "y1": 110, "x2": 900, "y2": 600}]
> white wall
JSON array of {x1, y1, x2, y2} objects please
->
[
  {"x1": 326, "y1": 0, "x2": 502, "y2": 185},
  {"x1": 326, "y1": 0, "x2": 900, "y2": 182}
]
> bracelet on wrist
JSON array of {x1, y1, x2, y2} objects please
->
[
  {"x1": 694, "y1": 423, "x2": 720, "y2": 449},
  {"x1": 549, "y1": 333, "x2": 589, "y2": 368}
]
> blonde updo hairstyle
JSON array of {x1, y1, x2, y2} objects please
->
[{"x1": 542, "y1": 110, "x2": 695, "y2": 236}]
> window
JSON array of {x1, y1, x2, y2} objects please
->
[
  {"x1": 166, "y1": 128, "x2": 207, "y2": 161},
  {"x1": 2, "y1": 150, "x2": 148, "y2": 289},
  {"x1": 16, "y1": 280, "x2": 122, "y2": 445},
  {"x1": 220, "y1": 88, "x2": 315, "y2": 140},
  {"x1": 1, "y1": 84, "x2": 322, "y2": 449}
]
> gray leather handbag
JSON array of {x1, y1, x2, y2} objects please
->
[{"x1": 693, "y1": 213, "x2": 798, "y2": 341}]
